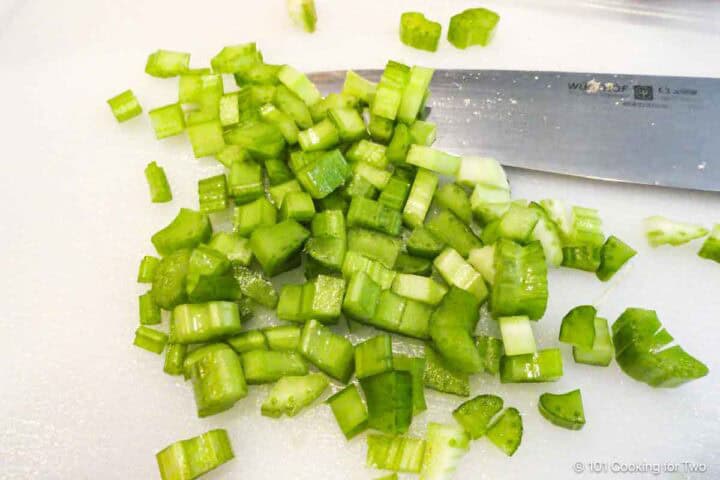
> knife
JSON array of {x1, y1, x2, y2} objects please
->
[{"x1": 309, "y1": 70, "x2": 720, "y2": 192}]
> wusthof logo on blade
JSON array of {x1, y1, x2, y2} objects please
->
[
  {"x1": 633, "y1": 85, "x2": 654, "y2": 101},
  {"x1": 568, "y1": 79, "x2": 628, "y2": 94}
]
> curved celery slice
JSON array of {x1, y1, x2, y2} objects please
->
[
  {"x1": 698, "y1": 224, "x2": 720, "y2": 263},
  {"x1": 419, "y1": 423, "x2": 470, "y2": 480},
  {"x1": 498, "y1": 316, "x2": 536, "y2": 356},
  {"x1": 296, "y1": 150, "x2": 352, "y2": 199},
  {"x1": 539, "y1": 199, "x2": 573, "y2": 240},
  {"x1": 152, "y1": 249, "x2": 191, "y2": 309},
  {"x1": 188, "y1": 344, "x2": 248, "y2": 417},
  {"x1": 144, "y1": 162, "x2": 172, "y2": 203},
  {"x1": 139, "y1": 291, "x2": 161, "y2": 325},
  {"x1": 452, "y1": 394, "x2": 504, "y2": 439},
  {"x1": 407, "y1": 227, "x2": 445, "y2": 259},
  {"x1": 156, "y1": 429, "x2": 234, "y2": 480},
  {"x1": 476, "y1": 335, "x2": 503, "y2": 375},
  {"x1": 107, "y1": 89, "x2": 142, "y2": 122},
  {"x1": 497, "y1": 204, "x2": 539, "y2": 243},
  {"x1": 298, "y1": 118, "x2": 340, "y2": 151},
  {"x1": 410, "y1": 120, "x2": 437, "y2": 146},
  {"x1": 227, "y1": 330, "x2": 268, "y2": 354},
  {"x1": 400, "y1": 12, "x2": 442, "y2": 52},
  {"x1": 343, "y1": 251, "x2": 396, "y2": 290},
  {"x1": 559, "y1": 305, "x2": 597, "y2": 349},
  {"x1": 152, "y1": 209, "x2": 212, "y2": 256},
  {"x1": 423, "y1": 345, "x2": 470, "y2": 397},
  {"x1": 529, "y1": 202, "x2": 563, "y2": 267},
  {"x1": 644, "y1": 216, "x2": 708, "y2": 247},
  {"x1": 197, "y1": 174, "x2": 228, "y2": 213},
  {"x1": 372, "y1": 61, "x2": 410, "y2": 121},
  {"x1": 367, "y1": 434, "x2": 426, "y2": 473},
  {"x1": 261, "y1": 373, "x2": 328, "y2": 418},
  {"x1": 570, "y1": 206, "x2": 604, "y2": 247},
  {"x1": 458, "y1": 156, "x2": 509, "y2": 189},
  {"x1": 232, "y1": 265, "x2": 278, "y2": 308},
  {"x1": 597, "y1": 235, "x2": 636, "y2": 281},
  {"x1": 573, "y1": 317, "x2": 614, "y2": 366},
  {"x1": 249, "y1": 220, "x2": 310, "y2": 276},
  {"x1": 562, "y1": 245, "x2": 601, "y2": 272},
  {"x1": 286, "y1": 0, "x2": 317, "y2": 33},
  {"x1": 430, "y1": 288, "x2": 482, "y2": 373},
  {"x1": 354, "y1": 162, "x2": 392, "y2": 190},
  {"x1": 538, "y1": 389, "x2": 585, "y2": 430},
  {"x1": 355, "y1": 335, "x2": 394, "y2": 379},
  {"x1": 486, "y1": 407, "x2": 522, "y2": 456},
  {"x1": 500, "y1": 348, "x2": 563, "y2": 383},
  {"x1": 211, "y1": 43, "x2": 259, "y2": 73},
  {"x1": 491, "y1": 239, "x2": 548, "y2": 320},
  {"x1": 348, "y1": 196, "x2": 403, "y2": 236},
  {"x1": 447, "y1": 8, "x2": 500, "y2": 49}
]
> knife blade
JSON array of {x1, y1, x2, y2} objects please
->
[{"x1": 308, "y1": 69, "x2": 720, "y2": 192}]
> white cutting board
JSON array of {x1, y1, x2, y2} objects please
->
[{"x1": 1, "y1": 1, "x2": 719, "y2": 479}]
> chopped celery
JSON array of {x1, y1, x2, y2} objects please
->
[
  {"x1": 470, "y1": 184, "x2": 510, "y2": 223},
  {"x1": 107, "y1": 89, "x2": 142, "y2": 122},
  {"x1": 342, "y1": 251, "x2": 396, "y2": 289},
  {"x1": 170, "y1": 302, "x2": 242, "y2": 344},
  {"x1": 179, "y1": 72, "x2": 222, "y2": 104},
  {"x1": 197, "y1": 174, "x2": 228, "y2": 213},
  {"x1": 698, "y1": 224, "x2": 720, "y2": 263},
  {"x1": 561, "y1": 245, "x2": 601, "y2": 272},
  {"x1": 392, "y1": 274, "x2": 447, "y2": 306},
  {"x1": 409, "y1": 120, "x2": 437, "y2": 146},
  {"x1": 452, "y1": 394, "x2": 504, "y2": 439},
  {"x1": 597, "y1": 235, "x2": 636, "y2": 281},
  {"x1": 538, "y1": 389, "x2": 585, "y2": 430},
  {"x1": 559, "y1": 305, "x2": 597, "y2": 349},
  {"x1": 152, "y1": 249, "x2": 191, "y2": 309},
  {"x1": 403, "y1": 169, "x2": 438, "y2": 229},
  {"x1": 327, "y1": 384, "x2": 369, "y2": 439},
  {"x1": 498, "y1": 316, "x2": 536, "y2": 356},
  {"x1": 644, "y1": 216, "x2": 708, "y2": 247},
  {"x1": 310, "y1": 93, "x2": 359, "y2": 122},
  {"x1": 400, "y1": 12, "x2": 442, "y2": 52},
  {"x1": 298, "y1": 119, "x2": 340, "y2": 151},
  {"x1": 457, "y1": 156, "x2": 509, "y2": 189},
  {"x1": 367, "y1": 434, "x2": 426, "y2": 473},
  {"x1": 145, "y1": 49, "x2": 190, "y2": 78},
  {"x1": 476, "y1": 335, "x2": 503, "y2": 375},
  {"x1": 296, "y1": 149, "x2": 352, "y2": 199},
  {"x1": 419, "y1": 423, "x2": 470, "y2": 480},
  {"x1": 467, "y1": 245, "x2": 495, "y2": 285},
  {"x1": 227, "y1": 330, "x2": 268, "y2": 354},
  {"x1": 492, "y1": 239, "x2": 548, "y2": 320},
  {"x1": 261, "y1": 326, "x2": 299, "y2": 351},
  {"x1": 406, "y1": 145, "x2": 460, "y2": 176},
  {"x1": 278, "y1": 65, "x2": 321, "y2": 106},
  {"x1": 447, "y1": 8, "x2": 500, "y2": 49},
  {"x1": 280, "y1": 191, "x2": 316, "y2": 222},
  {"x1": 347, "y1": 228, "x2": 402, "y2": 268},
  {"x1": 144, "y1": 161, "x2": 172, "y2": 203},
  {"x1": 139, "y1": 291, "x2": 161, "y2": 325},
  {"x1": 372, "y1": 61, "x2": 410, "y2": 121},
  {"x1": 274, "y1": 85, "x2": 313, "y2": 129},
  {"x1": 360, "y1": 371, "x2": 413, "y2": 434},
  {"x1": 435, "y1": 184, "x2": 472, "y2": 224},
  {"x1": 486, "y1": 408, "x2": 522, "y2": 456},
  {"x1": 249, "y1": 220, "x2": 310, "y2": 276},
  {"x1": 216, "y1": 145, "x2": 248, "y2": 168},
  {"x1": 393, "y1": 355, "x2": 427, "y2": 414},
  {"x1": 163, "y1": 343, "x2": 187, "y2": 376},
  {"x1": 368, "y1": 114, "x2": 395, "y2": 143},
  {"x1": 433, "y1": 248, "x2": 487, "y2": 301},
  {"x1": 287, "y1": 0, "x2": 317, "y2": 33},
  {"x1": 407, "y1": 227, "x2": 445, "y2": 259},
  {"x1": 395, "y1": 253, "x2": 432, "y2": 276},
  {"x1": 149, "y1": 103, "x2": 185, "y2": 139},
  {"x1": 156, "y1": 429, "x2": 234, "y2": 480},
  {"x1": 234, "y1": 197, "x2": 277, "y2": 237},
  {"x1": 137, "y1": 255, "x2": 160, "y2": 283},
  {"x1": 387, "y1": 124, "x2": 412, "y2": 164},
  {"x1": 234, "y1": 62, "x2": 281, "y2": 85},
  {"x1": 569, "y1": 206, "x2": 604, "y2": 247},
  {"x1": 423, "y1": 345, "x2": 470, "y2": 396},
  {"x1": 430, "y1": 288, "x2": 483, "y2": 373},
  {"x1": 208, "y1": 232, "x2": 252, "y2": 266},
  {"x1": 264, "y1": 158, "x2": 295, "y2": 186},
  {"x1": 353, "y1": 161, "x2": 392, "y2": 190},
  {"x1": 539, "y1": 199, "x2": 573, "y2": 240},
  {"x1": 152, "y1": 208, "x2": 212, "y2": 256},
  {"x1": 262, "y1": 373, "x2": 328, "y2": 418},
  {"x1": 224, "y1": 122, "x2": 286, "y2": 160},
  {"x1": 355, "y1": 335, "x2": 394, "y2": 379},
  {"x1": 328, "y1": 107, "x2": 366, "y2": 142},
  {"x1": 426, "y1": 210, "x2": 482, "y2": 258},
  {"x1": 232, "y1": 265, "x2": 278, "y2": 308},
  {"x1": 497, "y1": 204, "x2": 539, "y2": 243},
  {"x1": 134, "y1": 326, "x2": 168, "y2": 354},
  {"x1": 188, "y1": 344, "x2": 247, "y2": 417},
  {"x1": 299, "y1": 319, "x2": 355, "y2": 382},
  {"x1": 187, "y1": 120, "x2": 226, "y2": 158},
  {"x1": 343, "y1": 272, "x2": 382, "y2": 322},
  {"x1": 347, "y1": 196, "x2": 403, "y2": 236},
  {"x1": 347, "y1": 140, "x2": 388, "y2": 169},
  {"x1": 573, "y1": 316, "x2": 614, "y2": 366},
  {"x1": 378, "y1": 175, "x2": 411, "y2": 211},
  {"x1": 259, "y1": 104, "x2": 299, "y2": 145},
  {"x1": 211, "y1": 43, "x2": 260, "y2": 73},
  {"x1": 241, "y1": 350, "x2": 308, "y2": 384},
  {"x1": 343, "y1": 70, "x2": 377, "y2": 105},
  {"x1": 268, "y1": 179, "x2": 303, "y2": 208},
  {"x1": 500, "y1": 348, "x2": 563, "y2": 383},
  {"x1": 398, "y1": 67, "x2": 435, "y2": 125},
  {"x1": 613, "y1": 308, "x2": 709, "y2": 387},
  {"x1": 529, "y1": 202, "x2": 563, "y2": 267}
]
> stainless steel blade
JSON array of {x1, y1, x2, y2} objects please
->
[{"x1": 309, "y1": 69, "x2": 720, "y2": 192}]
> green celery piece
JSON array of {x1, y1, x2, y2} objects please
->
[
  {"x1": 423, "y1": 345, "x2": 470, "y2": 396},
  {"x1": 398, "y1": 299, "x2": 433, "y2": 339},
  {"x1": 268, "y1": 179, "x2": 303, "y2": 208},
  {"x1": 234, "y1": 62, "x2": 281, "y2": 85},
  {"x1": 241, "y1": 350, "x2": 308, "y2": 384},
  {"x1": 278, "y1": 65, "x2": 322, "y2": 106},
  {"x1": 149, "y1": 103, "x2": 185, "y2": 139},
  {"x1": 228, "y1": 160, "x2": 263, "y2": 205},
  {"x1": 500, "y1": 348, "x2": 563, "y2": 383},
  {"x1": 299, "y1": 319, "x2": 355, "y2": 382},
  {"x1": 476, "y1": 335, "x2": 503, "y2": 375},
  {"x1": 219, "y1": 92, "x2": 240, "y2": 127},
  {"x1": 398, "y1": 67, "x2": 434, "y2": 125},
  {"x1": 151, "y1": 208, "x2": 212, "y2": 256},
  {"x1": 211, "y1": 43, "x2": 260, "y2": 73},
  {"x1": 231, "y1": 265, "x2": 278, "y2": 308},
  {"x1": 163, "y1": 343, "x2": 187, "y2": 376},
  {"x1": 419, "y1": 423, "x2": 470, "y2": 480},
  {"x1": 480, "y1": 219, "x2": 501, "y2": 244},
  {"x1": 644, "y1": 216, "x2": 710, "y2": 247},
  {"x1": 426, "y1": 210, "x2": 481, "y2": 258},
  {"x1": 698, "y1": 224, "x2": 720, "y2": 263},
  {"x1": 277, "y1": 284, "x2": 305, "y2": 322},
  {"x1": 274, "y1": 85, "x2": 313, "y2": 129},
  {"x1": 296, "y1": 149, "x2": 352, "y2": 199},
  {"x1": 259, "y1": 104, "x2": 299, "y2": 145},
  {"x1": 139, "y1": 291, "x2": 161, "y2": 325},
  {"x1": 433, "y1": 248, "x2": 488, "y2": 302},
  {"x1": 429, "y1": 287, "x2": 483, "y2": 373},
  {"x1": 280, "y1": 191, "x2": 316, "y2": 222},
  {"x1": 152, "y1": 249, "x2": 192, "y2": 309},
  {"x1": 486, "y1": 408, "x2": 523, "y2": 456},
  {"x1": 403, "y1": 169, "x2": 438, "y2": 229},
  {"x1": 597, "y1": 235, "x2": 636, "y2": 281},
  {"x1": 347, "y1": 228, "x2": 402, "y2": 269},
  {"x1": 188, "y1": 344, "x2": 248, "y2": 417},
  {"x1": 344, "y1": 173, "x2": 379, "y2": 199},
  {"x1": 309, "y1": 274, "x2": 345, "y2": 322},
  {"x1": 316, "y1": 190, "x2": 349, "y2": 214},
  {"x1": 491, "y1": 239, "x2": 548, "y2": 320},
  {"x1": 569, "y1": 206, "x2": 604, "y2": 247},
  {"x1": 452, "y1": 394, "x2": 504, "y2": 439},
  {"x1": 137, "y1": 255, "x2": 160, "y2": 283},
  {"x1": 354, "y1": 335, "x2": 394, "y2": 379},
  {"x1": 187, "y1": 121, "x2": 226, "y2": 158},
  {"x1": 328, "y1": 107, "x2": 366, "y2": 142},
  {"x1": 342, "y1": 251, "x2": 396, "y2": 289},
  {"x1": 393, "y1": 355, "x2": 427, "y2": 415},
  {"x1": 287, "y1": 0, "x2": 318, "y2": 32},
  {"x1": 263, "y1": 325, "x2": 301, "y2": 351},
  {"x1": 528, "y1": 202, "x2": 564, "y2": 268},
  {"x1": 409, "y1": 120, "x2": 436, "y2": 146},
  {"x1": 208, "y1": 232, "x2": 253, "y2": 266},
  {"x1": 156, "y1": 429, "x2": 234, "y2": 480},
  {"x1": 226, "y1": 330, "x2": 268, "y2": 354},
  {"x1": 562, "y1": 244, "x2": 601, "y2": 272},
  {"x1": 470, "y1": 185, "x2": 511, "y2": 224},
  {"x1": 394, "y1": 253, "x2": 432, "y2": 276},
  {"x1": 467, "y1": 245, "x2": 495, "y2": 285},
  {"x1": 326, "y1": 384, "x2": 369, "y2": 439},
  {"x1": 497, "y1": 204, "x2": 539, "y2": 243},
  {"x1": 306, "y1": 236, "x2": 346, "y2": 272},
  {"x1": 392, "y1": 273, "x2": 447, "y2": 306},
  {"x1": 145, "y1": 49, "x2": 190, "y2": 78},
  {"x1": 298, "y1": 118, "x2": 340, "y2": 151},
  {"x1": 447, "y1": 8, "x2": 500, "y2": 49},
  {"x1": 185, "y1": 274, "x2": 239, "y2": 303},
  {"x1": 262, "y1": 373, "x2": 328, "y2": 418},
  {"x1": 366, "y1": 434, "x2": 426, "y2": 473},
  {"x1": 371, "y1": 289, "x2": 406, "y2": 332},
  {"x1": 353, "y1": 161, "x2": 392, "y2": 190},
  {"x1": 144, "y1": 161, "x2": 172, "y2": 203},
  {"x1": 170, "y1": 302, "x2": 242, "y2": 344},
  {"x1": 360, "y1": 371, "x2": 413, "y2": 435},
  {"x1": 310, "y1": 93, "x2": 359, "y2": 123},
  {"x1": 538, "y1": 389, "x2": 586, "y2": 430},
  {"x1": 407, "y1": 227, "x2": 445, "y2": 259},
  {"x1": 197, "y1": 174, "x2": 228, "y2": 213},
  {"x1": 386, "y1": 123, "x2": 412, "y2": 164},
  {"x1": 264, "y1": 158, "x2": 295, "y2": 186},
  {"x1": 400, "y1": 12, "x2": 442, "y2": 52},
  {"x1": 216, "y1": 145, "x2": 249, "y2": 169},
  {"x1": 498, "y1": 316, "x2": 536, "y2": 356},
  {"x1": 435, "y1": 183, "x2": 472, "y2": 224},
  {"x1": 458, "y1": 156, "x2": 509, "y2": 189},
  {"x1": 378, "y1": 175, "x2": 411, "y2": 211},
  {"x1": 347, "y1": 140, "x2": 388, "y2": 169},
  {"x1": 249, "y1": 220, "x2": 310, "y2": 276},
  {"x1": 107, "y1": 89, "x2": 142, "y2": 122},
  {"x1": 189, "y1": 244, "x2": 230, "y2": 277},
  {"x1": 134, "y1": 326, "x2": 168, "y2": 354},
  {"x1": 343, "y1": 70, "x2": 377, "y2": 105},
  {"x1": 559, "y1": 305, "x2": 597, "y2": 349},
  {"x1": 347, "y1": 196, "x2": 403, "y2": 236},
  {"x1": 573, "y1": 317, "x2": 614, "y2": 366},
  {"x1": 406, "y1": 145, "x2": 460, "y2": 176},
  {"x1": 224, "y1": 122, "x2": 286, "y2": 160},
  {"x1": 343, "y1": 271, "x2": 382, "y2": 322}
]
